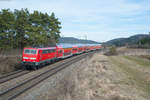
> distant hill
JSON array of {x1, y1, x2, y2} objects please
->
[
  {"x1": 104, "y1": 34, "x2": 150, "y2": 46},
  {"x1": 58, "y1": 37, "x2": 100, "y2": 44}
]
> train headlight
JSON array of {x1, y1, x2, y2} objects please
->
[
  {"x1": 30, "y1": 58, "x2": 36, "y2": 60},
  {"x1": 23, "y1": 57, "x2": 28, "y2": 59}
]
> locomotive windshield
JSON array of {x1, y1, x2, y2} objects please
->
[{"x1": 24, "y1": 49, "x2": 37, "y2": 54}]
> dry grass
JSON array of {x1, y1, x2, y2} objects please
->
[
  {"x1": 35, "y1": 49, "x2": 150, "y2": 100},
  {"x1": 116, "y1": 47, "x2": 150, "y2": 56},
  {"x1": 109, "y1": 56, "x2": 150, "y2": 99},
  {"x1": 0, "y1": 56, "x2": 21, "y2": 74},
  {"x1": 0, "y1": 49, "x2": 22, "y2": 74},
  {"x1": 124, "y1": 56, "x2": 150, "y2": 67},
  {"x1": 37, "y1": 53, "x2": 146, "y2": 100}
]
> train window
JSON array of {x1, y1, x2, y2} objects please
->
[
  {"x1": 59, "y1": 50, "x2": 62, "y2": 53},
  {"x1": 42, "y1": 50, "x2": 45, "y2": 54},
  {"x1": 47, "y1": 50, "x2": 49, "y2": 53},
  {"x1": 41, "y1": 49, "x2": 56, "y2": 54},
  {"x1": 50, "y1": 50, "x2": 52, "y2": 53},
  {"x1": 73, "y1": 48, "x2": 77, "y2": 51},
  {"x1": 24, "y1": 49, "x2": 37, "y2": 54},
  {"x1": 51, "y1": 49, "x2": 56, "y2": 53},
  {"x1": 46, "y1": 50, "x2": 49, "y2": 53},
  {"x1": 42, "y1": 50, "x2": 47, "y2": 54}
]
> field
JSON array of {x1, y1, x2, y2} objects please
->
[
  {"x1": 0, "y1": 47, "x2": 150, "y2": 100},
  {"x1": 109, "y1": 55, "x2": 150, "y2": 99},
  {"x1": 13, "y1": 47, "x2": 150, "y2": 100}
]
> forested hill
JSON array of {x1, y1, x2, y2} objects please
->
[
  {"x1": 104, "y1": 34, "x2": 150, "y2": 46},
  {"x1": 59, "y1": 37, "x2": 100, "y2": 44}
]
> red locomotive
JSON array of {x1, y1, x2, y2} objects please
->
[{"x1": 22, "y1": 44, "x2": 102, "y2": 70}]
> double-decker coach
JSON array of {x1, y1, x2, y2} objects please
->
[
  {"x1": 77, "y1": 44, "x2": 84, "y2": 54},
  {"x1": 72, "y1": 45, "x2": 78, "y2": 55},
  {"x1": 56, "y1": 46, "x2": 63, "y2": 59},
  {"x1": 60, "y1": 44, "x2": 72, "y2": 58}
]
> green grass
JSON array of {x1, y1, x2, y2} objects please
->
[
  {"x1": 124, "y1": 56, "x2": 150, "y2": 67},
  {"x1": 109, "y1": 56, "x2": 150, "y2": 99}
]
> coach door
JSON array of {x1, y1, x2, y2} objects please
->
[{"x1": 39, "y1": 50, "x2": 42, "y2": 61}]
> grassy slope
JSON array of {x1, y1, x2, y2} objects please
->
[
  {"x1": 109, "y1": 56, "x2": 150, "y2": 99},
  {"x1": 124, "y1": 56, "x2": 150, "y2": 67}
]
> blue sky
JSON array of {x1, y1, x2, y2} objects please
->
[{"x1": 0, "y1": 0, "x2": 150, "y2": 42}]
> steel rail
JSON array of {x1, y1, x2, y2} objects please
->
[
  {"x1": 0, "y1": 51, "x2": 96, "y2": 100},
  {"x1": 0, "y1": 71, "x2": 30, "y2": 84}
]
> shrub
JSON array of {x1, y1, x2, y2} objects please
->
[{"x1": 104, "y1": 46, "x2": 117, "y2": 56}]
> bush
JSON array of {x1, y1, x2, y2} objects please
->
[{"x1": 104, "y1": 46, "x2": 117, "y2": 56}]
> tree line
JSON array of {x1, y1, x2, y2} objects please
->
[
  {"x1": 0, "y1": 9, "x2": 61, "y2": 50},
  {"x1": 139, "y1": 33, "x2": 150, "y2": 45}
]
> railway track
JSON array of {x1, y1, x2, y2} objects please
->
[
  {"x1": 0, "y1": 70, "x2": 23, "y2": 79},
  {"x1": 0, "y1": 51, "x2": 97, "y2": 100},
  {"x1": 0, "y1": 70, "x2": 30, "y2": 84}
]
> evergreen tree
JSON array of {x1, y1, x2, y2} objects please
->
[
  {"x1": 49, "y1": 12, "x2": 61, "y2": 43},
  {"x1": 0, "y1": 9, "x2": 15, "y2": 49},
  {"x1": 0, "y1": 8, "x2": 61, "y2": 49},
  {"x1": 14, "y1": 9, "x2": 30, "y2": 48}
]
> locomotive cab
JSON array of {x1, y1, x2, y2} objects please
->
[{"x1": 22, "y1": 48, "x2": 39, "y2": 69}]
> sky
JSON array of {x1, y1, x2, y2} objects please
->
[{"x1": 0, "y1": 0, "x2": 150, "y2": 42}]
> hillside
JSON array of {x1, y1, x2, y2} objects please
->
[
  {"x1": 104, "y1": 34, "x2": 150, "y2": 46},
  {"x1": 59, "y1": 37, "x2": 99, "y2": 44}
]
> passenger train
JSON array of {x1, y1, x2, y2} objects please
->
[{"x1": 22, "y1": 44, "x2": 102, "y2": 70}]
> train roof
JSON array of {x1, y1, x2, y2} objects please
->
[
  {"x1": 57, "y1": 43, "x2": 101, "y2": 48},
  {"x1": 24, "y1": 43, "x2": 101, "y2": 49},
  {"x1": 24, "y1": 47, "x2": 56, "y2": 50},
  {"x1": 57, "y1": 43, "x2": 73, "y2": 48}
]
